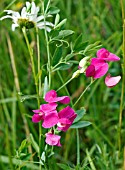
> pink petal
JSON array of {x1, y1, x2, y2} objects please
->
[
  {"x1": 105, "y1": 53, "x2": 120, "y2": 61},
  {"x1": 44, "y1": 90, "x2": 70, "y2": 104},
  {"x1": 40, "y1": 103, "x2": 57, "y2": 113},
  {"x1": 32, "y1": 109, "x2": 42, "y2": 114},
  {"x1": 58, "y1": 106, "x2": 75, "y2": 119},
  {"x1": 96, "y1": 48, "x2": 120, "y2": 61},
  {"x1": 32, "y1": 114, "x2": 44, "y2": 123},
  {"x1": 96, "y1": 48, "x2": 110, "y2": 59},
  {"x1": 85, "y1": 65, "x2": 95, "y2": 77},
  {"x1": 94, "y1": 63, "x2": 108, "y2": 79},
  {"x1": 57, "y1": 118, "x2": 71, "y2": 132},
  {"x1": 45, "y1": 133, "x2": 61, "y2": 147},
  {"x1": 105, "y1": 74, "x2": 121, "y2": 88},
  {"x1": 91, "y1": 58, "x2": 106, "y2": 70},
  {"x1": 42, "y1": 111, "x2": 58, "y2": 128},
  {"x1": 44, "y1": 90, "x2": 57, "y2": 102}
]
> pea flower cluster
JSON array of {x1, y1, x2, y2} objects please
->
[
  {"x1": 0, "y1": 1, "x2": 54, "y2": 31},
  {"x1": 79, "y1": 48, "x2": 121, "y2": 87},
  {"x1": 32, "y1": 90, "x2": 77, "y2": 147}
]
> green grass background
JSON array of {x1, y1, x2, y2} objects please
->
[{"x1": 0, "y1": 0, "x2": 124, "y2": 169}]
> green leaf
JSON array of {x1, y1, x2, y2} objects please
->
[
  {"x1": 57, "y1": 163, "x2": 72, "y2": 170},
  {"x1": 53, "y1": 63, "x2": 73, "y2": 71},
  {"x1": 54, "y1": 13, "x2": 60, "y2": 26},
  {"x1": 74, "y1": 41, "x2": 89, "y2": 52},
  {"x1": 30, "y1": 134, "x2": 39, "y2": 153},
  {"x1": 54, "y1": 30, "x2": 74, "y2": 39},
  {"x1": 18, "y1": 139, "x2": 27, "y2": 153},
  {"x1": 43, "y1": 76, "x2": 49, "y2": 98},
  {"x1": 74, "y1": 108, "x2": 86, "y2": 123},
  {"x1": 65, "y1": 53, "x2": 75, "y2": 61},
  {"x1": 70, "y1": 121, "x2": 91, "y2": 129},
  {"x1": 84, "y1": 41, "x2": 101, "y2": 54},
  {"x1": 54, "y1": 19, "x2": 67, "y2": 29},
  {"x1": 52, "y1": 46, "x2": 62, "y2": 66},
  {"x1": 48, "y1": 6, "x2": 60, "y2": 15}
]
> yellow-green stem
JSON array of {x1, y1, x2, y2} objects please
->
[{"x1": 119, "y1": 0, "x2": 125, "y2": 155}]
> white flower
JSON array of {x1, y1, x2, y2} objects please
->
[{"x1": 0, "y1": 1, "x2": 54, "y2": 32}]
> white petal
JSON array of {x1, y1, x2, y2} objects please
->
[
  {"x1": 37, "y1": 21, "x2": 54, "y2": 27},
  {"x1": 26, "y1": 1, "x2": 31, "y2": 9},
  {"x1": 4, "y1": 10, "x2": 20, "y2": 18},
  {"x1": 0, "y1": 15, "x2": 13, "y2": 20},
  {"x1": 37, "y1": 25, "x2": 52, "y2": 32},
  {"x1": 12, "y1": 23, "x2": 19, "y2": 31},
  {"x1": 21, "y1": 7, "x2": 27, "y2": 18},
  {"x1": 35, "y1": 15, "x2": 44, "y2": 22}
]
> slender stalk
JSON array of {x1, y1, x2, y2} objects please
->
[
  {"x1": 36, "y1": 27, "x2": 42, "y2": 96},
  {"x1": 35, "y1": 27, "x2": 43, "y2": 170},
  {"x1": 76, "y1": 129, "x2": 80, "y2": 165},
  {"x1": 6, "y1": 33, "x2": 33, "y2": 159},
  {"x1": 56, "y1": 77, "x2": 73, "y2": 92},
  {"x1": 73, "y1": 80, "x2": 95, "y2": 107},
  {"x1": 118, "y1": 0, "x2": 125, "y2": 155},
  {"x1": 43, "y1": 0, "x2": 51, "y2": 88},
  {"x1": 22, "y1": 27, "x2": 40, "y2": 105}
]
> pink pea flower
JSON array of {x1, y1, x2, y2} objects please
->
[
  {"x1": 57, "y1": 106, "x2": 77, "y2": 132},
  {"x1": 45, "y1": 133, "x2": 61, "y2": 147},
  {"x1": 32, "y1": 103, "x2": 58, "y2": 128},
  {"x1": 105, "y1": 74, "x2": 121, "y2": 88},
  {"x1": 97, "y1": 48, "x2": 120, "y2": 61},
  {"x1": 44, "y1": 90, "x2": 70, "y2": 104},
  {"x1": 85, "y1": 48, "x2": 120, "y2": 79},
  {"x1": 86, "y1": 58, "x2": 108, "y2": 79}
]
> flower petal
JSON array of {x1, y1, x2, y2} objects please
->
[
  {"x1": 85, "y1": 65, "x2": 95, "y2": 77},
  {"x1": 58, "y1": 106, "x2": 75, "y2": 119},
  {"x1": 45, "y1": 133, "x2": 61, "y2": 147},
  {"x1": 42, "y1": 112, "x2": 58, "y2": 128},
  {"x1": 32, "y1": 114, "x2": 43, "y2": 123},
  {"x1": 94, "y1": 63, "x2": 108, "y2": 79},
  {"x1": 105, "y1": 53, "x2": 120, "y2": 61},
  {"x1": 105, "y1": 74, "x2": 121, "y2": 87},
  {"x1": 96, "y1": 48, "x2": 109, "y2": 59},
  {"x1": 40, "y1": 103, "x2": 57, "y2": 113},
  {"x1": 91, "y1": 58, "x2": 106, "y2": 70},
  {"x1": 44, "y1": 90, "x2": 70, "y2": 104}
]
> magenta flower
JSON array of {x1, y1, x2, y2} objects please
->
[
  {"x1": 97, "y1": 48, "x2": 120, "y2": 61},
  {"x1": 57, "y1": 106, "x2": 77, "y2": 132},
  {"x1": 105, "y1": 74, "x2": 121, "y2": 88},
  {"x1": 86, "y1": 58, "x2": 108, "y2": 79},
  {"x1": 44, "y1": 90, "x2": 70, "y2": 104},
  {"x1": 32, "y1": 103, "x2": 58, "y2": 128},
  {"x1": 85, "y1": 48, "x2": 120, "y2": 81},
  {"x1": 45, "y1": 133, "x2": 61, "y2": 147}
]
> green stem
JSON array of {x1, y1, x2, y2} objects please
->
[
  {"x1": 73, "y1": 80, "x2": 95, "y2": 107},
  {"x1": 22, "y1": 27, "x2": 40, "y2": 105},
  {"x1": 35, "y1": 27, "x2": 43, "y2": 169},
  {"x1": 76, "y1": 129, "x2": 80, "y2": 165},
  {"x1": 43, "y1": 0, "x2": 51, "y2": 89},
  {"x1": 56, "y1": 77, "x2": 73, "y2": 92},
  {"x1": 119, "y1": 0, "x2": 125, "y2": 155},
  {"x1": 36, "y1": 27, "x2": 41, "y2": 96}
]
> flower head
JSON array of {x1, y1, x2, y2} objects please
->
[
  {"x1": 1, "y1": 1, "x2": 54, "y2": 31},
  {"x1": 85, "y1": 48, "x2": 121, "y2": 87},
  {"x1": 44, "y1": 90, "x2": 70, "y2": 104},
  {"x1": 45, "y1": 133, "x2": 61, "y2": 147}
]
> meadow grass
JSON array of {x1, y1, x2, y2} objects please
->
[{"x1": 0, "y1": 0, "x2": 124, "y2": 169}]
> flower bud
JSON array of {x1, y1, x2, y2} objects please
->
[
  {"x1": 79, "y1": 56, "x2": 90, "y2": 68},
  {"x1": 72, "y1": 70, "x2": 80, "y2": 79}
]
